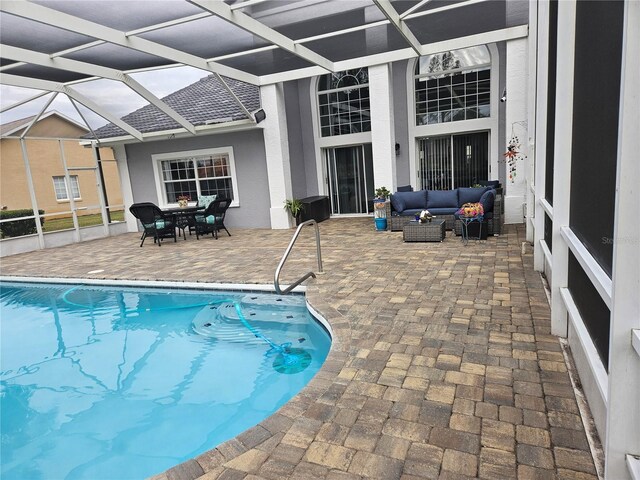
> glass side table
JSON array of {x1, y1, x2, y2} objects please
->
[{"x1": 459, "y1": 215, "x2": 485, "y2": 245}]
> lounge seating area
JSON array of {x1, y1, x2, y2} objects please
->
[{"x1": 388, "y1": 184, "x2": 502, "y2": 236}]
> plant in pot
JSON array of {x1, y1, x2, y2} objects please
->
[
  {"x1": 373, "y1": 186, "x2": 390, "y2": 231},
  {"x1": 283, "y1": 199, "x2": 304, "y2": 225}
]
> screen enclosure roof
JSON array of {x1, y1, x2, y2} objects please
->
[{"x1": 0, "y1": 0, "x2": 528, "y2": 141}]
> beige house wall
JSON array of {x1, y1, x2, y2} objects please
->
[{"x1": 0, "y1": 116, "x2": 123, "y2": 217}]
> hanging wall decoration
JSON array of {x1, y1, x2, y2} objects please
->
[{"x1": 504, "y1": 122, "x2": 527, "y2": 183}]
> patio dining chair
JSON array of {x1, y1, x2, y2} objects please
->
[
  {"x1": 194, "y1": 198, "x2": 232, "y2": 240},
  {"x1": 129, "y1": 202, "x2": 177, "y2": 247}
]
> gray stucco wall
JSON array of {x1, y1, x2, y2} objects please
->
[
  {"x1": 392, "y1": 59, "x2": 411, "y2": 187},
  {"x1": 283, "y1": 81, "x2": 308, "y2": 199},
  {"x1": 125, "y1": 128, "x2": 271, "y2": 228},
  {"x1": 299, "y1": 78, "x2": 320, "y2": 197}
]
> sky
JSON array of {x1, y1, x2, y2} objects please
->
[{"x1": 0, "y1": 66, "x2": 211, "y2": 130}]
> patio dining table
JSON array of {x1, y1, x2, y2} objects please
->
[{"x1": 162, "y1": 205, "x2": 205, "y2": 240}]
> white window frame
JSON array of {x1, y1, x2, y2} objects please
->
[
  {"x1": 317, "y1": 68, "x2": 371, "y2": 138},
  {"x1": 414, "y1": 47, "x2": 492, "y2": 126},
  {"x1": 151, "y1": 147, "x2": 240, "y2": 208},
  {"x1": 52, "y1": 175, "x2": 81, "y2": 202}
]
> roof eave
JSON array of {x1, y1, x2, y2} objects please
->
[{"x1": 79, "y1": 118, "x2": 259, "y2": 147}]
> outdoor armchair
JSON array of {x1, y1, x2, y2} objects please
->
[
  {"x1": 129, "y1": 202, "x2": 177, "y2": 247},
  {"x1": 194, "y1": 198, "x2": 232, "y2": 240}
]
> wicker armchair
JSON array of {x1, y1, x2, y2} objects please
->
[
  {"x1": 129, "y1": 202, "x2": 176, "y2": 247},
  {"x1": 194, "y1": 198, "x2": 232, "y2": 240}
]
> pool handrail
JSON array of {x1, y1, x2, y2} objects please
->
[{"x1": 274, "y1": 219, "x2": 323, "y2": 295}]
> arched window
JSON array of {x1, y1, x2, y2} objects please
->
[
  {"x1": 318, "y1": 68, "x2": 370, "y2": 137},
  {"x1": 414, "y1": 46, "x2": 491, "y2": 125}
]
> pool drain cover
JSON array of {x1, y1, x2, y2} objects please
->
[{"x1": 272, "y1": 347, "x2": 312, "y2": 374}]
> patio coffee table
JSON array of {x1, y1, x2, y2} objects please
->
[{"x1": 402, "y1": 219, "x2": 446, "y2": 242}]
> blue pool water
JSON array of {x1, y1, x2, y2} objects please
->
[{"x1": 0, "y1": 281, "x2": 331, "y2": 480}]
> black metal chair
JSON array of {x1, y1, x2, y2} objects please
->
[
  {"x1": 194, "y1": 198, "x2": 232, "y2": 240},
  {"x1": 129, "y1": 202, "x2": 177, "y2": 247}
]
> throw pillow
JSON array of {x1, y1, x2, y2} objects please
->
[
  {"x1": 197, "y1": 194, "x2": 217, "y2": 208},
  {"x1": 390, "y1": 194, "x2": 406, "y2": 213},
  {"x1": 479, "y1": 189, "x2": 495, "y2": 212}
]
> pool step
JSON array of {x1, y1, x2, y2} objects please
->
[
  {"x1": 238, "y1": 294, "x2": 307, "y2": 311},
  {"x1": 191, "y1": 302, "x2": 307, "y2": 345}
]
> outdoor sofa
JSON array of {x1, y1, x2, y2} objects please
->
[{"x1": 387, "y1": 186, "x2": 502, "y2": 235}]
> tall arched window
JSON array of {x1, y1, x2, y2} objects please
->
[
  {"x1": 414, "y1": 46, "x2": 491, "y2": 125},
  {"x1": 318, "y1": 68, "x2": 370, "y2": 137}
]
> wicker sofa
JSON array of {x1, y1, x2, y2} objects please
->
[{"x1": 387, "y1": 187, "x2": 502, "y2": 235}]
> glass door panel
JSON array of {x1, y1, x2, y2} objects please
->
[
  {"x1": 325, "y1": 145, "x2": 373, "y2": 215},
  {"x1": 418, "y1": 131, "x2": 489, "y2": 189}
]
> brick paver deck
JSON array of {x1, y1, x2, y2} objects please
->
[{"x1": 0, "y1": 218, "x2": 598, "y2": 479}]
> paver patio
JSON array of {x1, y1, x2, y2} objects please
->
[{"x1": 0, "y1": 218, "x2": 599, "y2": 479}]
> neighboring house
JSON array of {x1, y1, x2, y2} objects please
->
[{"x1": 0, "y1": 111, "x2": 122, "y2": 218}]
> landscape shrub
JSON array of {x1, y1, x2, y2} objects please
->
[{"x1": 0, "y1": 209, "x2": 45, "y2": 239}]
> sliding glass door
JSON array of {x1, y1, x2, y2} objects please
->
[
  {"x1": 324, "y1": 144, "x2": 374, "y2": 215},
  {"x1": 418, "y1": 132, "x2": 489, "y2": 190}
]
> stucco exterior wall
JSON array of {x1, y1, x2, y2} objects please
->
[
  {"x1": 283, "y1": 81, "x2": 308, "y2": 199},
  {"x1": 124, "y1": 128, "x2": 270, "y2": 228},
  {"x1": 392, "y1": 59, "x2": 410, "y2": 187}
]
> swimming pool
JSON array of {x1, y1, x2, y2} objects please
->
[{"x1": 0, "y1": 281, "x2": 331, "y2": 479}]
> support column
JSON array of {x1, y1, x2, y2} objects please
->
[
  {"x1": 112, "y1": 144, "x2": 138, "y2": 232},
  {"x1": 369, "y1": 64, "x2": 396, "y2": 192},
  {"x1": 261, "y1": 83, "x2": 294, "y2": 229},
  {"x1": 550, "y1": 0, "x2": 577, "y2": 337},
  {"x1": 605, "y1": 2, "x2": 640, "y2": 478},
  {"x1": 533, "y1": 0, "x2": 549, "y2": 272},
  {"x1": 503, "y1": 37, "x2": 529, "y2": 224},
  {"x1": 524, "y1": 0, "x2": 538, "y2": 244}
]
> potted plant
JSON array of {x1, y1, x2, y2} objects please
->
[
  {"x1": 283, "y1": 199, "x2": 304, "y2": 225},
  {"x1": 373, "y1": 186, "x2": 390, "y2": 231},
  {"x1": 177, "y1": 194, "x2": 190, "y2": 208}
]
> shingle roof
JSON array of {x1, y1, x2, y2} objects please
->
[
  {"x1": 85, "y1": 74, "x2": 260, "y2": 139},
  {"x1": 1, "y1": 115, "x2": 36, "y2": 136}
]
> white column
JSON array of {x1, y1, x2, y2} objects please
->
[
  {"x1": 369, "y1": 63, "x2": 396, "y2": 192},
  {"x1": 550, "y1": 0, "x2": 577, "y2": 337},
  {"x1": 605, "y1": 2, "x2": 640, "y2": 478},
  {"x1": 524, "y1": 1, "x2": 538, "y2": 244},
  {"x1": 112, "y1": 144, "x2": 138, "y2": 232},
  {"x1": 532, "y1": 0, "x2": 549, "y2": 272},
  {"x1": 260, "y1": 83, "x2": 294, "y2": 229},
  {"x1": 503, "y1": 37, "x2": 529, "y2": 224}
]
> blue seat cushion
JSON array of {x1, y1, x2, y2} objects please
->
[
  {"x1": 426, "y1": 189, "x2": 458, "y2": 208},
  {"x1": 426, "y1": 207, "x2": 459, "y2": 215},
  {"x1": 458, "y1": 187, "x2": 489, "y2": 205},
  {"x1": 197, "y1": 194, "x2": 217, "y2": 208},
  {"x1": 196, "y1": 214, "x2": 221, "y2": 224},
  {"x1": 396, "y1": 208, "x2": 423, "y2": 217},
  {"x1": 396, "y1": 185, "x2": 413, "y2": 192},
  {"x1": 479, "y1": 189, "x2": 496, "y2": 213},
  {"x1": 390, "y1": 194, "x2": 406, "y2": 213},
  {"x1": 143, "y1": 220, "x2": 169, "y2": 229},
  {"x1": 391, "y1": 190, "x2": 427, "y2": 212},
  {"x1": 401, "y1": 190, "x2": 428, "y2": 209}
]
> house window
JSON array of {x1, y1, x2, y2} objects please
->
[
  {"x1": 52, "y1": 175, "x2": 81, "y2": 201},
  {"x1": 318, "y1": 68, "x2": 370, "y2": 137},
  {"x1": 415, "y1": 46, "x2": 491, "y2": 125},
  {"x1": 154, "y1": 148, "x2": 238, "y2": 206}
]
